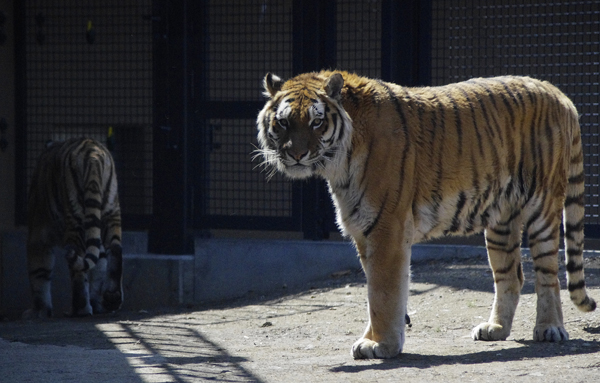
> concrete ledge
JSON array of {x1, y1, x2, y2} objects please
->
[
  {"x1": 194, "y1": 238, "x2": 360, "y2": 302},
  {"x1": 0, "y1": 231, "x2": 538, "y2": 320}
]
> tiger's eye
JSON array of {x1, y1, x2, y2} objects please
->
[{"x1": 277, "y1": 119, "x2": 289, "y2": 129}]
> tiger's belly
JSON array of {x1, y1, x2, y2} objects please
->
[{"x1": 412, "y1": 192, "x2": 504, "y2": 243}]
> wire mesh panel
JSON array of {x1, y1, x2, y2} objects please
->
[
  {"x1": 204, "y1": 1, "x2": 295, "y2": 223},
  {"x1": 432, "y1": 0, "x2": 600, "y2": 225},
  {"x1": 336, "y1": 0, "x2": 382, "y2": 78},
  {"x1": 207, "y1": 0, "x2": 293, "y2": 101},
  {"x1": 23, "y1": 0, "x2": 153, "y2": 222},
  {"x1": 208, "y1": 119, "x2": 293, "y2": 217}
]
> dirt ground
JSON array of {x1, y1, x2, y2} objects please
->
[{"x1": 1, "y1": 253, "x2": 599, "y2": 383}]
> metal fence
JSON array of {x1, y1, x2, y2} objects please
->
[
  {"x1": 17, "y1": 0, "x2": 153, "y2": 228},
  {"x1": 15, "y1": 0, "x2": 600, "y2": 243},
  {"x1": 431, "y1": 0, "x2": 600, "y2": 232}
]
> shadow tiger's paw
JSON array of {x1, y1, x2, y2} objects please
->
[
  {"x1": 22, "y1": 307, "x2": 52, "y2": 320},
  {"x1": 102, "y1": 290, "x2": 123, "y2": 312}
]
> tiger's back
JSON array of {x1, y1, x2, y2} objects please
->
[
  {"x1": 257, "y1": 71, "x2": 595, "y2": 358},
  {"x1": 25, "y1": 137, "x2": 123, "y2": 319}
]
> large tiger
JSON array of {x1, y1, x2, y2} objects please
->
[
  {"x1": 256, "y1": 70, "x2": 597, "y2": 359},
  {"x1": 24, "y1": 137, "x2": 123, "y2": 319}
]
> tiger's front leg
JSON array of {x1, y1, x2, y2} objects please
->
[{"x1": 351, "y1": 227, "x2": 411, "y2": 359}]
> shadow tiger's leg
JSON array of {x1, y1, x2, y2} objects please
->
[
  {"x1": 65, "y1": 245, "x2": 93, "y2": 317},
  {"x1": 473, "y1": 213, "x2": 523, "y2": 341},
  {"x1": 89, "y1": 245, "x2": 107, "y2": 314},
  {"x1": 23, "y1": 233, "x2": 55, "y2": 319},
  {"x1": 102, "y1": 209, "x2": 123, "y2": 312},
  {"x1": 526, "y1": 205, "x2": 568, "y2": 341}
]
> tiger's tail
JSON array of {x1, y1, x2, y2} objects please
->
[{"x1": 563, "y1": 108, "x2": 596, "y2": 312}]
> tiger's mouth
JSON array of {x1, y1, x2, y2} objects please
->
[{"x1": 280, "y1": 158, "x2": 315, "y2": 179}]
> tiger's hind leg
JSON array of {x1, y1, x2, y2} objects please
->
[
  {"x1": 89, "y1": 245, "x2": 107, "y2": 314},
  {"x1": 473, "y1": 212, "x2": 524, "y2": 341},
  {"x1": 65, "y1": 245, "x2": 93, "y2": 317},
  {"x1": 526, "y1": 202, "x2": 568, "y2": 342},
  {"x1": 102, "y1": 212, "x2": 123, "y2": 312},
  {"x1": 23, "y1": 234, "x2": 55, "y2": 319}
]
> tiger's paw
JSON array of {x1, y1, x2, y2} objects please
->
[
  {"x1": 471, "y1": 322, "x2": 509, "y2": 341},
  {"x1": 533, "y1": 325, "x2": 569, "y2": 342},
  {"x1": 67, "y1": 304, "x2": 93, "y2": 318},
  {"x1": 351, "y1": 338, "x2": 401, "y2": 359},
  {"x1": 102, "y1": 290, "x2": 123, "y2": 312},
  {"x1": 22, "y1": 307, "x2": 52, "y2": 320}
]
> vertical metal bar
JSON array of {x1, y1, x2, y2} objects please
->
[
  {"x1": 188, "y1": 0, "x2": 210, "y2": 236},
  {"x1": 381, "y1": 0, "x2": 432, "y2": 86},
  {"x1": 14, "y1": 0, "x2": 27, "y2": 226},
  {"x1": 149, "y1": 0, "x2": 193, "y2": 254}
]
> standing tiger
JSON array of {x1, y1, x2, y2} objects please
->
[
  {"x1": 256, "y1": 70, "x2": 596, "y2": 359},
  {"x1": 24, "y1": 137, "x2": 123, "y2": 319}
]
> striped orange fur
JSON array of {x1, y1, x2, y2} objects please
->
[{"x1": 257, "y1": 70, "x2": 596, "y2": 359}]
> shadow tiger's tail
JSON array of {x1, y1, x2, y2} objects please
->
[{"x1": 563, "y1": 111, "x2": 596, "y2": 312}]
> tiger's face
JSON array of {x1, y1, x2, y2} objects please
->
[{"x1": 256, "y1": 72, "x2": 352, "y2": 180}]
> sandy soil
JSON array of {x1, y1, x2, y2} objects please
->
[{"x1": 1, "y1": 253, "x2": 599, "y2": 382}]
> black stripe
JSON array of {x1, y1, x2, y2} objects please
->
[
  {"x1": 525, "y1": 205, "x2": 544, "y2": 231},
  {"x1": 534, "y1": 266, "x2": 557, "y2": 275},
  {"x1": 566, "y1": 247, "x2": 583, "y2": 257},
  {"x1": 84, "y1": 198, "x2": 103, "y2": 209},
  {"x1": 84, "y1": 214, "x2": 102, "y2": 230},
  {"x1": 490, "y1": 227, "x2": 511, "y2": 236},
  {"x1": 528, "y1": 219, "x2": 554, "y2": 242},
  {"x1": 565, "y1": 194, "x2": 585, "y2": 207},
  {"x1": 486, "y1": 237, "x2": 507, "y2": 248},
  {"x1": 446, "y1": 92, "x2": 464, "y2": 155},
  {"x1": 568, "y1": 280, "x2": 585, "y2": 292},
  {"x1": 566, "y1": 261, "x2": 583, "y2": 273},
  {"x1": 565, "y1": 219, "x2": 585, "y2": 234},
  {"x1": 495, "y1": 259, "x2": 515, "y2": 274},
  {"x1": 378, "y1": 81, "x2": 409, "y2": 134},
  {"x1": 458, "y1": 87, "x2": 485, "y2": 157},
  {"x1": 85, "y1": 252, "x2": 99, "y2": 264},
  {"x1": 497, "y1": 210, "x2": 521, "y2": 226},
  {"x1": 446, "y1": 192, "x2": 467, "y2": 234},
  {"x1": 363, "y1": 192, "x2": 389, "y2": 238},
  {"x1": 529, "y1": 227, "x2": 559, "y2": 247},
  {"x1": 568, "y1": 172, "x2": 585, "y2": 184},
  {"x1": 85, "y1": 238, "x2": 102, "y2": 249},
  {"x1": 505, "y1": 242, "x2": 520, "y2": 254},
  {"x1": 532, "y1": 250, "x2": 556, "y2": 260}
]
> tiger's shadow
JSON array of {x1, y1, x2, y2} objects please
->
[{"x1": 329, "y1": 338, "x2": 600, "y2": 372}]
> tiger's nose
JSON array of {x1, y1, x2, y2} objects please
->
[{"x1": 289, "y1": 149, "x2": 308, "y2": 161}]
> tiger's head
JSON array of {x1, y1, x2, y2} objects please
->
[{"x1": 256, "y1": 71, "x2": 353, "y2": 180}]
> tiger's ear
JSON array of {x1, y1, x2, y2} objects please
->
[
  {"x1": 263, "y1": 73, "x2": 283, "y2": 98},
  {"x1": 324, "y1": 73, "x2": 344, "y2": 100}
]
